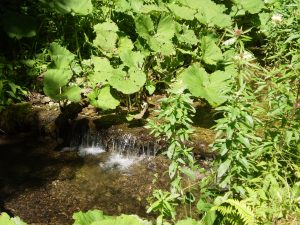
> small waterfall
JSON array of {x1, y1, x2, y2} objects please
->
[
  {"x1": 76, "y1": 131, "x2": 105, "y2": 156},
  {"x1": 109, "y1": 133, "x2": 159, "y2": 157},
  {"x1": 68, "y1": 128, "x2": 160, "y2": 170}
]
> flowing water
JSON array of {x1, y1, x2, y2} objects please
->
[
  {"x1": 0, "y1": 131, "x2": 168, "y2": 225},
  {"x1": 70, "y1": 129, "x2": 160, "y2": 170}
]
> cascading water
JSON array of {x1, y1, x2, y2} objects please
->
[
  {"x1": 77, "y1": 131, "x2": 105, "y2": 156},
  {"x1": 69, "y1": 128, "x2": 160, "y2": 170}
]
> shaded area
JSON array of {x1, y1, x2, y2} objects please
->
[
  {"x1": 0, "y1": 133, "x2": 170, "y2": 225},
  {"x1": 0, "y1": 134, "x2": 83, "y2": 224}
]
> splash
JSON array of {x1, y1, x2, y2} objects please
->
[
  {"x1": 100, "y1": 153, "x2": 143, "y2": 170},
  {"x1": 78, "y1": 146, "x2": 105, "y2": 157}
]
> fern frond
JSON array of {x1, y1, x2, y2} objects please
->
[
  {"x1": 224, "y1": 199, "x2": 255, "y2": 225},
  {"x1": 213, "y1": 199, "x2": 256, "y2": 225}
]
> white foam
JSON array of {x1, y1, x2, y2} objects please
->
[
  {"x1": 100, "y1": 153, "x2": 143, "y2": 170},
  {"x1": 78, "y1": 146, "x2": 105, "y2": 156}
]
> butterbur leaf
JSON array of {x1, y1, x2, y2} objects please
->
[
  {"x1": 235, "y1": 0, "x2": 264, "y2": 14},
  {"x1": 49, "y1": 43, "x2": 75, "y2": 69},
  {"x1": 180, "y1": 64, "x2": 231, "y2": 107},
  {"x1": 0, "y1": 213, "x2": 27, "y2": 225},
  {"x1": 175, "y1": 218, "x2": 200, "y2": 225},
  {"x1": 149, "y1": 15, "x2": 176, "y2": 55},
  {"x1": 135, "y1": 15, "x2": 154, "y2": 39},
  {"x1": 140, "y1": 4, "x2": 168, "y2": 13},
  {"x1": 72, "y1": 210, "x2": 107, "y2": 225},
  {"x1": 118, "y1": 36, "x2": 134, "y2": 54},
  {"x1": 186, "y1": 0, "x2": 231, "y2": 28},
  {"x1": 40, "y1": 0, "x2": 93, "y2": 15},
  {"x1": 62, "y1": 86, "x2": 81, "y2": 102},
  {"x1": 156, "y1": 15, "x2": 176, "y2": 40},
  {"x1": 201, "y1": 36, "x2": 223, "y2": 65},
  {"x1": 135, "y1": 14, "x2": 176, "y2": 55},
  {"x1": 88, "y1": 86, "x2": 120, "y2": 110},
  {"x1": 109, "y1": 69, "x2": 146, "y2": 95},
  {"x1": 1, "y1": 12, "x2": 37, "y2": 39},
  {"x1": 89, "y1": 56, "x2": 113, "y2": 84},
  {"x1": 167, "y1": 4, "x2": 196, "y2": 20},
  {"x1": 119, "y1": 50, "x2": 144, "y2": 69},
  {"x1": 176, "y1": 27, "x2": 198, "y2": 46},
  {"x1": 91, "y1": 214, "x2": 149, "y2": 225},
  {"x1": 43, "y1": 69, "x2": 73, "y2": 99},
  {"x1": 93, "y1": 22, "x2": 119, "y2": 53}
]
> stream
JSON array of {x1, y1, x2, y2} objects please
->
[{"x1": 0, "y1": 132, "x2": 169, "y2": 225}]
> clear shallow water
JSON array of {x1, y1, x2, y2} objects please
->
[{"x1": 0, "y1": 136, "x2": 169, "y2": 225}]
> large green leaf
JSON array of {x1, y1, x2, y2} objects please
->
[
  {"x1": 109, "y1": 68, "x2": 146, "y2": 95},
  {"x1": 93, "y1": 22, "x2": 119, "y2": 54},
  {"x1": 40, "y1": 0, "x2": 93, "y2": 15},
  {"x1": 179, "y1": 64, "x2": 231, "y2": 107},
  {"x1": 89, "y1": 56, "x2": 114, "y2": 85},
  {"x1": 117, "y1": 36, "x2": 134, "y2": 54},
  {"x1": 88, "y1": 86, "x2": 120, "y2": 110},
  {"x1": 201, "y1": 36, "x2": 223, "y2": 65},
  {"x1": 176, "y1": 25, "x2": 198, "y2": 46},
  {"x1": 72, "y1": 210, "x2": 108, "y2": 225},
  {"x1": 91, "y1": 215, "x2": 149, "y2": 225},
  {"x1": 183, "y1": 0, "x2": 231, "y2": 28},
  {"x1": 119, "y1": 50, "x2": 144, "y2": 69},
  {"x1": 43, "y1": 69, "x2": 73, "y2": 99},
  {"x1": 135, "y1": 15, "x2": 154, "y2": 39},
  {"x1": 62, "y1": 86, "x2": 81, "y2": 102},
  {"x1": 135, "y1": 14, "x2": 175, "y2": 55},
  {"x1": 1, "y1": 12, "x2": 37, "y2": 39},
  {"x1": 49, "y1": 43, "x2": 75, "y2": 69},
  {"x1": 175, "y1": 218, "x2": 201, "y2": 225},
  {"x1": 156, "y1": 15, "x2": 176, "y2": 40},
  {"x1": 0, "y1": 213, "x2": 27, "y2": 225},
  {"x1": 167, "y1": 3, "x2": 196, "y2": 20},
  {"x1": 234, "y1": 0, "x2": 264, "y2": 14}
]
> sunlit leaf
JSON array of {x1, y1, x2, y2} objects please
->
[
  {"x1": 40, "y1": 0, "x2": 93, "y2": 15},
  {"x1": 89, "y1": 56, "x2": 113, "y2": 84},
  {"x1": 88, "y1": 86, "x2": 120, "y2": 110},
  {"x1": 93, "y1": 22, "x2": 119, "y2": 53},
  {"x1": 175, "y1": 218, "x2": 200, "y2": 225},
  {"x1": 135, "y1": 15, "x2": 154, "y2": 39},
  {"x1": 0, "y1": 213, "x2": 27, "y2": 225},
  {"x1": 62, "y1": 86, "x2": 81, "y2": 102},
  {"x1": 109, "y1": 69, "x2": 146, "y2": 95},
  {"x1": 184, "y1": 0, "x2": 231, "y2": 28},
  {"x1": 179, "y1": 64, "x2": 231, "y2": 107},
  {"x1": 167, "y1": 4, "x2": 196, "y2": 20},
  {"x1": 72, "y1": 210, "x2": 107, "y2": 225},
  {"x1": 234, "y1": 0, "x2": 264, "y2": 14},
  {"x1": 43, "y1": 69, "x2": 73, "y2": 99},
  {"x1": 201, "y1": 36, "x2": 223, "y2": 65},
  {"x1": 119, "y1": 50, "x2": 144, "y2": 69},
  {"x1": 49, "y1": 43, "x2": 75, "y2": 69}
]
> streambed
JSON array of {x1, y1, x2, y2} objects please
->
[
  {"x1": 0, "y1": 104, "x2": 215, "y2": 225},
  {"x1": 0, "y1": 134, "x2": 170, "y2": 225}
]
